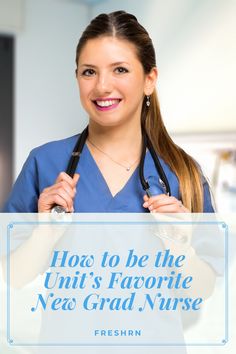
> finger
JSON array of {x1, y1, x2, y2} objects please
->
[
  {"x1": 52, "y1": 174, "x2": 80, "y2": 196},
  {"x1": 55, "y1": 180, "x2": 76, "y2": 199},
  {"x1": 38, "y1": 193, "x2": 69, "y2": 213},
  {"x1": 73, "y1": 173, "x2": 80, "y2": 185},
  {"x1": 151, "y1": 201, "x2": 188, "y2": 213},
  {"x1": 44, "y1": 182, "x2": 76, "y2": 202},
  {"x1": 39, "y1": 183, "x2": 75, "y2": 212},
  {"x1": 52, "y1": 193, "x2": 71, "y2": 212},
  {"x1": 55, "y1": 171, "x2": 78, "y2": 188},
  {"x1": 151, "y1": 204, "x2": 180, "y2": 213},
  {"x1": 55, "y1": 173, "x2": 80, "y2": 196},
  {"x1": 149, "y1": 196, "x2": 179, "y2": 210},
  {"x1": 39, "y1": 172, "x2": 80, "y2": 213},
  {"x1": 47, "y1": 188, "x2": 73, "y2": 210},
  {"x1": 143, "y1": 194, "x2": 167, "y2": 208},
  {"x1": 143, "y1": 194, "x2": 186, "y2": 213}
]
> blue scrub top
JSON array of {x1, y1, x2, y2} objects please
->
[{"x1": 3, "y1": 134, "x2": 214, "y2": 213}]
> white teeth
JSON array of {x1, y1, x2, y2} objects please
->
[{"x1": 96, "y1": 99, "x2": 120, "y2": 107}]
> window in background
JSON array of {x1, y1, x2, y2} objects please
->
[{"x1": 0, "y1": 34, "x2": 14, "y2": 210}]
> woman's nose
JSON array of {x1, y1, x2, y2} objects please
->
[{"x1": 95, "y1": 72, "x2": 112, "y2": 94}]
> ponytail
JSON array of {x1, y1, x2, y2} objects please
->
[{"x1": 142, "y1": 89, "x2": 204, "y2": 212}]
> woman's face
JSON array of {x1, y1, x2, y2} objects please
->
[{"x1": 77, "y1": 36, "x2": 157, "y2": 128}]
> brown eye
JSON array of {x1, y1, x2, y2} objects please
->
[
  {"x1": 82, "y1": 69, "x2": 96, "y2": 76},
  {"x1": 114, "y1": 67, "x2": 128, "y2": 74}
]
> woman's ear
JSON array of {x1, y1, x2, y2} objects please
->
[{"x1": 144, "y1": 67, "x2": 158, "y2": 96}]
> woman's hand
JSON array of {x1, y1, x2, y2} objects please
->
[
  {"x1": 143, "y1": 194, "x2": 190, "y2": 213},
  {"x1": 38, "y1": 172, "x2": 80, "y2": 212}
]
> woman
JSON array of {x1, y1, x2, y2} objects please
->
[
  {"x1": 2, "y1": 13, "x2": 222, "y2": 353},
  {"x1": 3, "y1": 11, "x2": 214, "y2": 214}
]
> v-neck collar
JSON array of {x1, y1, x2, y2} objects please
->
[{"x1": 83, "y1": 143, "x2": 140, "y2": 199}]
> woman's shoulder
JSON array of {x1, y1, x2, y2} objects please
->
[{"x1": 28, "y1": 134, "x2": 80, "y2": 159}]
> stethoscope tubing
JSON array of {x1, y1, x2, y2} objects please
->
[
  {"x1": 65, "y1": 126, "x2": 89, "y2": 177},
  {"x1": 51, "y1": 125, "x2": 171, "y2": 213}
]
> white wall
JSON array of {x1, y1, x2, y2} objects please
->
[
  {"x1": 2, "y1": 0, "x2": 89, "y2": 177},
  {"x1": 91, "y1": 0, "x2": 236, "y2": 134}
]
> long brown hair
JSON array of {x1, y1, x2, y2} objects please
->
[{"x1": 75, "y1": 11, "x2": 203, "y2": 212}]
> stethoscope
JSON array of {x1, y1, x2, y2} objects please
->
[{"x1": 51, "y1": 125, "x2": 171, "y2": 213}]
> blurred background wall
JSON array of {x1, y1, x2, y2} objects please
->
[{"x1": 0, "y1": 0, "x2": 235, "y2": 211}]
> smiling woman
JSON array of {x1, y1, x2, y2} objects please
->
[
  {"x1": 76, "y1": 36, "x2": 156, "y2": 134},
  {"x1": 3, "y1": 10, "x2": 214, "y2": 214},
  {"x1": 2, "y1": 11, "x2": 219, "y2": 350}
]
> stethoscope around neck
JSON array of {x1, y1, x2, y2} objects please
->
[{"x1": 51, "y1": 125, "x2": 171, "y2": 213}]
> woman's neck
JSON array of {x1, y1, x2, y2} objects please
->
[{"x1": 87, "y1": 120, "x2": 142, "y2": 159}]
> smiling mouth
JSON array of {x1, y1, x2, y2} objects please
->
[{"x1": 93, "y1": 99, "x2": 121, "y2": 109}]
